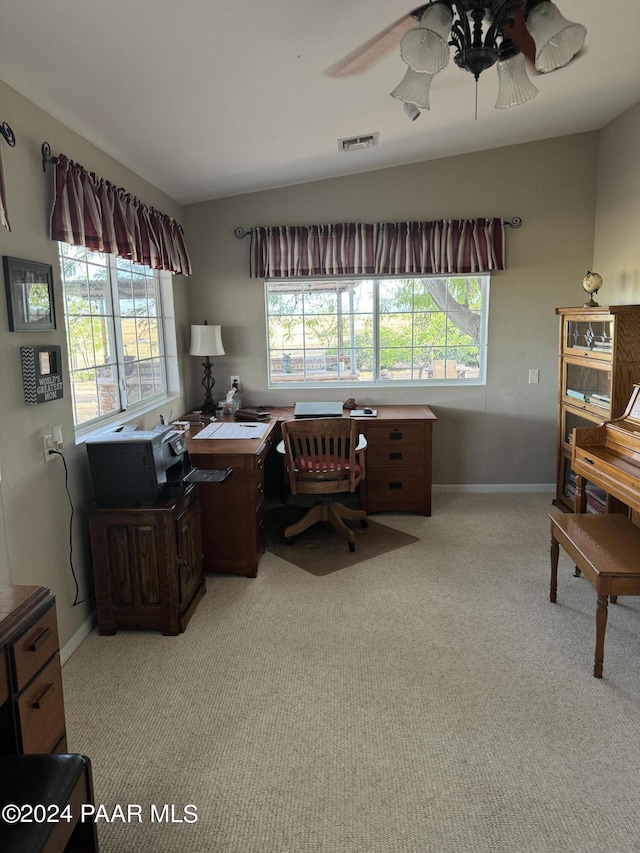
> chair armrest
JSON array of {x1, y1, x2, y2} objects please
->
[
  {"x1": 356, "y1": 434, "x2": 367, "y2": 452},
  {"x1": 276, "y1": 439, "x2": 285, "y2": 455}
]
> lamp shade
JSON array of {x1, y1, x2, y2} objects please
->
[
  {"x1": 526, "y1": 1, "x2": 587, "y2": 73},
  {"x1": 495, "y1": 52, "x2": 539, "y2": 109},
  {"x1": 400, "y1": 4, "x2": 452, "y2": 75},
  {"x1": 390, "y1": 67, "x2": 434, "y2": 110},
  {"x1": 190, "y1": 324, "x2": 225, "y2": 357}
]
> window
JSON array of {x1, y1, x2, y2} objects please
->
[
  {"x1": 265, "y1": 275, "x2": 489, "y2": 387},
  {"x1": 59, "y1": 243, "x2": 171, "y2": 428}
]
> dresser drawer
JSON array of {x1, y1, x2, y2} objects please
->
[
  {"x1": 0, "y1": 648, "x2": 8, "y2": 706},
  {"x1": 18, "y1": 654, "x2": 66, "y2": 753},
  {"x1": 12, "y1": 605, "x2": 60, "y2": 691}
]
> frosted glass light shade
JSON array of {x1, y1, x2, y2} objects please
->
[
  {"x1": 390, "y1": 67, "x2": 434, "y2": 110},
  {"x1": 495, "y1": 53, "x2": 539, "y2": 109},
  {"x1": 526, "y1": 1, "x2": 587, "y2": 73},
  {"x1": 400, "y1": 3, "x2": 452, "y2": 74},
  {"x1": 190, "y1": 324, "x2": 225, "y2": 357}
]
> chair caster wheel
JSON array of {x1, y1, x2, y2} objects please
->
[
  {"x1": 360, "y1": 520, "x2": 368, "y2": 528},
  {"x1": 348, "y1": 541, "x2": 355, "y2": 552},
  {"x1": 286, "y1": 537, "x2": 295, "y2": 546}
]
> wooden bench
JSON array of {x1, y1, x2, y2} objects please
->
[{"x1": 549, "y1": 512, "x2": 640, "y2": 678}]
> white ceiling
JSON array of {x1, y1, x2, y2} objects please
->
[{"x1": 2, "y1": 1, "x2": 640, "y2": 205}]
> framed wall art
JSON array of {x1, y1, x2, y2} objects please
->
[
  {"x1": 3, "y1": 256, "x2": 56, "y2": 331},
  {"x1": 20, "y1": 345, "x2": 64, "y2": 404}
]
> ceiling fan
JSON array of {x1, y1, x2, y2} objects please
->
[{"x1": 325, "y1": 1, "x2": 587, "y2": 117}]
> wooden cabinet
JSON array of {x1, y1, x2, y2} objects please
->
[
  {"x1": 189, "y1": 433, "x2": 274, "y2": 577},
  {"x1": 88, "y1": 484, "x2": 205, "y2": 635},
  {"x1": 357, "y1": 406, "x2": 436, "y2": 516},
  {"x1": 0, "y1": 585, "x2": 67, "y2": 754},
  {"x1": 555, "y1": 305, "x2": 640, "y2": 512}
]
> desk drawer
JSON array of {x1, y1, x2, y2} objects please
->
[
  {"x1": 366, "y1": 466, "x2": 425, "y2": 502},
  {"x1": 18, "y1": 654, "x2": 66, "y2": 753},
  {"x1": 12, "y1": 605, "x2": 60, "y2": 691},
  {"x1": 367, "y1": 444, "x2": 425, "y2": 467},
  {"x1": 365, "y1": 424, "x2": 425, "y2": 447}
]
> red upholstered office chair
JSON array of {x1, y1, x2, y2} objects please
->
[{"x1": 278, "y1": 417, "x2": 367, "y2": 551}]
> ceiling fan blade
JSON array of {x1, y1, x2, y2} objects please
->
[
  {"x1": 323, "y1": 11, "x2": 420, "y2": 79},
  {"x1": 502, "y1": 6, "x2": 536, "y2": 65}
]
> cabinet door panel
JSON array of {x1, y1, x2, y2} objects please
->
[{"x1": 177, "y1": 502, "x2": 203, "y2": 605}]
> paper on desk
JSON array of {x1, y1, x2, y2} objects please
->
[{"x1": 193, "y1": 421, "x2": 270, "y2": 440}]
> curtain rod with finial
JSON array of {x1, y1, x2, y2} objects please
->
[
  {"x1": 41, "y1": 141, "x2": 60, "y2": 172},
  {"x1": 1, "y1": 122, "x2": 15, "y2": 148},
  {"x1": 234, "y1": 217, "x2": 522, "y2": 238}
]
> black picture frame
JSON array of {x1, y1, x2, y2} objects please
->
[
  {"x1": 20, "y1": 344, "x2": 64, "y2": 404},
  {"x1": 3, "y1": 256, "x2": 56, "y2": 331}
]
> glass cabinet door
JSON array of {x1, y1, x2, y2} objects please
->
[
  {"x1": 562, "y1": 358, "x2": 612, "y2": 415},
  {"x1": 561, "y1": 407, "x2": 605, "y2": 450},
  {"x1": 563, "y1": 315, "x2": 613, "y2": 357}
]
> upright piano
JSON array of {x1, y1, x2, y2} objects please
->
[{"x1": 572, "y1": 383, "x2": 640, "y2": 515}]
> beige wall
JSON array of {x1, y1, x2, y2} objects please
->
[
  {"x1": 593, "y1": 101, "x2": 640, "y2": 300},
  {"x1": 183, "y1": 134, "x2": 600, "y2": 488},
  {"x1": 0, "y1": 81, "x2": 189, "y2": 645}
]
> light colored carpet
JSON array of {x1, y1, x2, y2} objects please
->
[{"x1": 62, "y1": 493, "x2": 640, "y2": 853}]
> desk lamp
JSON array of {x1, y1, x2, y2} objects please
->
[{"x1": 189, "y1": 321, "x2": 225, "y2": 414}]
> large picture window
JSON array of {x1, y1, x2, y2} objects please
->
[
  {"x1": 59, "y1": 243, "x2": 169, "y2": 427},
  {"x1": 265, "y1": 275, "x2": 489, "y2": 387}
]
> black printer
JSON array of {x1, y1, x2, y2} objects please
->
[{"x1": 85, "y1": 425, "x2": 193, "y2": 507}]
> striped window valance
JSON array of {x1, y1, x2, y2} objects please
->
[
  {"x1": 49, "y1": 154, "x2": 192, "y2": 275},
  {"x1": 250, "y1": 219, "x2": 505, "y2": 278}
]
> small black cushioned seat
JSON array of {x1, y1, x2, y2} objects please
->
[{"x1": 0, "y1": 753, "x2": 99, "y2": 852}]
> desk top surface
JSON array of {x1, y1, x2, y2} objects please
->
[{"x1": 185, "y1": 404, "x2": 436, "y2": 457}]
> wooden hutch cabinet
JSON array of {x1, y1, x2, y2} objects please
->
[
  {"x1": 88, "y1": 484, "x2": 205, "y2": 635},
  {"x1": 555, "y1": 305, "x2": 640, "y2": 512}
]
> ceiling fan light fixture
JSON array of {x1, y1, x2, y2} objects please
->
[
  {"x1": 390, "y1": 67, "x2": 434, "y2": 110},
  {"x1": 494, "y1": 50, "x2": 539, "y2": 109},
  {"x1": 525, "y1": 0, "x2": 587, "y2": 73}
]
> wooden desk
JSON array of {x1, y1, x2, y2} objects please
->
[{"x1": 185, "y1": 404, "x2": 436, "y2": 577}]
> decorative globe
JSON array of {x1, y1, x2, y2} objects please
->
[{"x1": 582, "y1": 271, "x2": 603, "y2": 306}]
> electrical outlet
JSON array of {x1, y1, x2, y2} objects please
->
[
  {"x1": 230, "y1": 375, "x2": 241, "y2": 390},
  {"x1": 528, "y1": 368, "x2": 540, "y2": 384},
  {"x1": 43, "y1": 434, "x2": 56, "y2": 462}
]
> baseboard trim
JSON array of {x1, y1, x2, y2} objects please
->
[
  {"x1": 60, "y1": 610, "x2": 97, "y2": 666},
  {"x1": 434, "y1": 484, "x2": 555, "y2": 494}
]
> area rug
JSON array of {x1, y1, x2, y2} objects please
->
[{"x1": 265, "y1": 504, "x2": 419, "y2": 575}]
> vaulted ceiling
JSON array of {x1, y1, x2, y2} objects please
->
[{"x1": 2, "y1": 0, "x2": 639, "y2": 204}]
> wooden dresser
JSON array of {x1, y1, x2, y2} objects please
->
[
  {"x1": 88, "y1": 483, "x2": 205, "y2": 635},
  {"x1": 0, "y1": 585, "x2": 67, "y2": 754}
]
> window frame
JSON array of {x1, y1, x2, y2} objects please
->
[
  {"x1": 264, "y1": 274, "x2": 490, "y2": 389},
  {"x1": 58, "y1": 243, "x2": 180, "y2": 437}
]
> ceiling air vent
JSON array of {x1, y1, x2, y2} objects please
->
[{"x1": 338, "y1": 133, "x2": 379, "y2": 152}]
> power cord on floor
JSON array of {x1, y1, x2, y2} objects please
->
[{"x1": 49, "y1": 449, "x2": 94, "y2": 606}]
